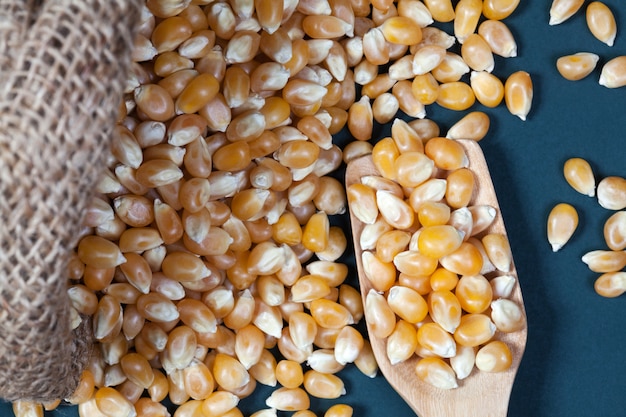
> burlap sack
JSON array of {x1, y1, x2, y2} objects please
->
[{"x1": 0, "y1": 0, "x2": 141, "y2": 402}]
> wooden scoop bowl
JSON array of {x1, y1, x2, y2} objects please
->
[{"x1": 345, "y1": 139, "x2": 527, "y2": 417}]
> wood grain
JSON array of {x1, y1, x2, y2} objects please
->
[{"x1": 345, "y1": 139, "x2": 527, "y2": 417}]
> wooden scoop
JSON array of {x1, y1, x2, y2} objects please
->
[{"x1": 346, "y1": 139, "x2": 527, "y2": 417}]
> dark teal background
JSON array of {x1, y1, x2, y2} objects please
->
[{"x1": 2, "y1": 1, "x2": 626, "y2": 416}]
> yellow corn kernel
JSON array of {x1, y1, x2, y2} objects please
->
[
  {"x1": 363, "y1": 27, "x2": 391, "y2": 66},
  {"x1": 377, "y1": 190, "x2": 417, "y2": 231},
  {"x1": 364, "y1": 289, "x2": 397, "y2": 338},
  {"x1": 158, "y1": 69, "x2": 197, "y2": 101},
  {"x1": 594, "y1": 272, "x2": 626, "y2": 298},
  {"x1": 324, "y1": 404, "x2": 354, "y2": 417},
  {"x1": 418, "y1": 225, "x2": 464, "y2": 259},
  {"x1": 265, "y1": 387, "x2": 310, "y2": 411},
  {"x1": 423, "y1": 0, "x2": 455, "y2": 22},
  {"x1": 431, "y1": 53, "x2": 470, "y2": 83},
  {"x1": 547, "y1": 203, "x2": 579, "y2": 252},
  {"x1": 370, "y1": 137, "x2": 399, "y2": 181},
  {"x1": 93, "y1": 294, "x2": 123, "y2": 342},
  {"x1": 77, "y1": 235, "x2": 126, "y2": 269},
  {"x1": 440, "y1": 241, "x2": 485, "y2": 276},
  {"x1": 478, "y1": 19, "x2": 517, "y2": 58},
  {"x1": 175, "y1": 73, "x2": 220, "y2": 114},
  {"x1": 475, "y1": 340, "x2": 512, "y2": 372},
  {"x1": 234, "y1": 324, "x2": 266, "y2": 370},
  {"x1": 454, "y1": 313, "x2": 497, "y2": 347},
  {"x1": 408, "y1": 179, "x2": 447, "y2": 212},
  {"x1": 482, "y1": 0, "x2": 520, "y2": 20},
  {"x1": 393, "y1": 79, "x2": 427, "y2": 118},
  {"x1": 136, "y1": 397, "x2": 171, "y2": 417},
  {"x1": 470, "y1": 71, "x2": 504, "y2": 108},
  {"x1": 582, "y1": 250, "x2": 626, "y2": 273},
  {"x1": 429, "y1": 267, "x2": 459, "y2": 292},
  {"x1": 348, "y1": 95, "x2": 374, "y2": 141},
  {"x1": 563, "y1": 157, "x2": 596, "y2": 197},
  {"x1": 468, "y1": 205, "x2": 497, "y2": 236},
  {"x1": 448, "y1": 344, "x2": 475, "y2": 380},
  {"x1": 301, "y1": 211, "x2": 330, "y2": 253},
  {"x1": 161, "y1": 251, "x2": 210, "y2": 283},
  {"x1": 151, "y1": 16, "x2": 193, "y2": 53},
  {"x1": 393, "y1": 250, "x2": 439, "y2": 277},
  {"x1": 586, "y1": 2, "x2": 617, "y2": 46},
  {"x1": 504, "y1": 70, "x2": 533, "y2": 121},
  {"x1": 375, "y1": 230, "x2": 411, "y2": 263},
  {"x1": 454, "y1": 0, "x2": 482, "y2": 43},
  {"x1": 248, "y1": 349, "x2": 277, "y2": 387},
  {"x1": 426, "y1": 137, "x2": 469, "y2": 171},
  {"x1": 604, "y1": 211, "x2": 626, "y2": 251},
  {"x1": 550, "y1": 0, "x2": 585, "y2": 25},
  {"x1": 460, "y1": 34, "x2": 495, "y2": 74},
  {"x1": 455, "y1": 274, "x2": 493, "y2": 314},
  {"x1": 428, "y1": 289, "x2": 462, "y2": 333},
  {"x1": 362, "y1": 74, "x2": 397, "y2": 100},
  {"x1": 302, "y1": 15, "x2": 351, "y2": 39},
  {"x1": 411, "y1": 73, "x2": 440, "y2": 105},
  {"x1": 12, "y1": 401, "x2": 43, "y2": 417},
  {"x1": 447, "y1": 112, "x2": 490, "y2": 143},
  {"x1": 309, "y1": 298, "x2": 354, "y2": 329},
  {"x1": 202, "y1": 391, "x2": 240, "y2": 417},
  {"x1": 134, "y1": 83, "x2": 176, "y2": 122},
  {"x1": 120, "y1": 352, "x2": 154, "y2": 389},
  {"x1": 380, "y1": 16, "x2": 423, "y2": 45},
  {"x1": 386, "y1": 319, "x2": 419, "y2": 365},
  {"x1": 482, "y1": 233, "x2": 513, "y2": 272},
  {"x1": 417, "y1": 322, "x2": 456, "y2": 358},
  {"x1": 556, "y1": 52, "x2": 600, "y2": 81},
  {"x1": 436, "y1": 81, "x2": 476, "y2": 111},
  {"x1": 415, "y1": 357, "x2": 458, "y2": 389},
  {"x1": 354, "y1": 339, "x2": 378, "y2": 378},
  {"x1": 290, "y1": 274, "x2": 331, "y2": 303},
  {"x1": 597, "y1": 176, "x2": 626, "y2": 210},
  {"x1": 274, "y1": 360, "x2": 304, "y2": 389},
  {"x1": 417, "y1": 201, "x2": 451, "y2": 227},
  {"x1": 94, "y1": 387, "x2": 134, "y2": 417},
  {"x1": 491, "y1": 298, "x2": 526, "y2": 332},
  {"x1": 334, "y1": 325, "x2": 365, "y2": 365},
  {"x1": 303, "y1": 370, "x2": 346, "y2": 399},
  {"x1": 224, "y1": 110, "x2": 266, "y2": 144},
  {"x1": 212, "y1": 353, "x2": 250, "y2": 393},
  {"x1": 153, "y1": 51, "x2": 194, "y2": 78},
  {"x1": 412, "y1": 45, "x2": 446, "y2": 76},
  {"x1": 387, "y1": 286, "x2": 427, "y2": 324},
  {"x1": 373, "y1": 93, "x2": 401, "y2": 124},
  {"x1": 360, "y1": 251, "x2": 396, "y2": 292},
  {"x1": 393, "y1": 152, "x2": 435, "y2": 190}
]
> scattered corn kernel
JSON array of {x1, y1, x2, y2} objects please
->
[{"x1": 547, "y1": 203, "x2": 579, "y2": 252}]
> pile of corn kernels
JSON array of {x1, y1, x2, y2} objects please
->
[{"x1": 9, "y1": 0, "x2": 540, "y2": 416}]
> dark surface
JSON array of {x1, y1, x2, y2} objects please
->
[{"x1": 2, "y1": 1, "x2": 626, "y2": 416}]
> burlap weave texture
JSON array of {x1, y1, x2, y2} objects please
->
[{"x1": 0, "y1": 0, "x2": 141, "y2": 402}]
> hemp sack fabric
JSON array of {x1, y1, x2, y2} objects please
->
[{"x1": 0, "y1": 0, "x2": 141, "y2": 402}]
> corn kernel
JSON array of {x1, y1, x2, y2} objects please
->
[
  {"x1": 482, "y1": 0, "x2": 520, "y2": 20},
  {"x1": 586, "y1": 2, "x2": 617, "y2": 46},
  {"x1": 597, "y1": 176, "x2": 626, "y2": 210},
  {"x1": 478, "y1": 19, "x2": 517, "y2": 58},
  {"x1": 475, "y1": 340, "x2": 512, "y2": 372},
  {"x1": 581, "y1": 249, "x2": 626, "y2": 273},
  {"x1": 550, "y1": 0, "x2": 585, "y2": 25},
  {"x1": 504, "y1": 70, "x2": 533, "y2": 121},
  {"x1": 556, "y1": 53, "x2": 600, "y2": 81},
  {"x1": 414, "y1": 357, "x2": 458, "y2": 389},
  {"x1": 547, "y1": 203, "x2": 579, "y2": 252},
  {"x1": 594, "y1": 272, "x2": 626, "y2": 298}
]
